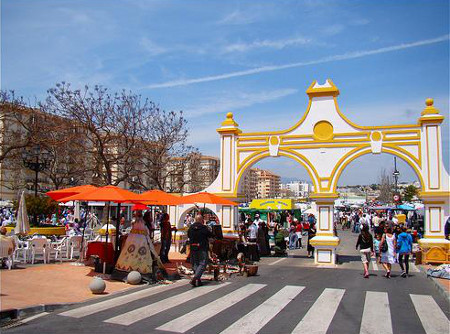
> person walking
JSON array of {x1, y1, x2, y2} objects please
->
[
  {"x1": 380, "y1": 227, "x2": 396, "y2": 278},
  {"x1": 257, "y1": 220, "x2": 270, "y2": 256},
  {"x1": 397, "y1": 226, "x2": 413, "y2": 277},
  {"x1": 159, "y1": 213, "x2": 172, "y2": 263},
  {"x1": 356, "y1": 225, "x2": 374, "y2": 278},
  {"x1": 295, "y1": 220, "x2": 303, "y2": 248},
  {"x1": 187, "y1": 214, "x2": 213, "y2": 287},
  {"x1": 288, "y1": 222, "x2": 298, "y2": 250},
  {"x1": 307, "y1": 220, "x2": 316, "y2": 258}
]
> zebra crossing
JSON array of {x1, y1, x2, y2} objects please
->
[{"x1": 56, "y1": 280, "x2": 450, "y2": 334}]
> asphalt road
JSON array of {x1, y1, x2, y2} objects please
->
[{"x1": 5, "y1": 230, "x2": 450, "y2": 334}]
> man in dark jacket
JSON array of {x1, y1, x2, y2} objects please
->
[{"x1": 188, "y1": 214, "x2": 213, "y2": 287}]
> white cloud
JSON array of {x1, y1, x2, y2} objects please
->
[
  {"x1": 145, "y1": 34, "x2": 449, "y2": 89},
  {"x1": 322, "y1": 24, "x2": 345, "y2": 36},
  {"x1": 185, "y1": 88, "x2": 298, "y2": 117},
  {"x1": 223, "y1": 36, "x2": 312, "y2": 53},
  {"x1": 140, "y1": 37, "x2": 167, "y2": 56},
  {"x1": 217, "y1": 9, "x2": 260, "y2": 25}
]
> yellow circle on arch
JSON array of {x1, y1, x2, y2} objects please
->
[
  {"x1": 371, "y1": 131, "x2": 382, "y2": 141},
  {"x1": 313, "y1": 121, "x2": 334, "y2": 140},
  {"x1": 270, "y1": 136, "x2": 279, "y2": 145}
]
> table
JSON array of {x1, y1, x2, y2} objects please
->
[{"x1": 85, "y1": 241, "x2": 115, "y2": 264}]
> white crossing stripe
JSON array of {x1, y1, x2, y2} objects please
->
[
  {"x1": 156, "y1": 283, "x2": 266, "y2": 333},
  {"x1": 360, "y1": 291, "x2": 393, "y2": 334},
  {"x1": 220, "y1": 285, "x2": 305, "y2": 334},
  {"x1": 291, "y1": 288, "x2": 345, "y2": 334},
  {"x1": 21, "y1": 312, "x2": 49, "y2": 323},
  {"x1": 60, "y1": 280, "x2": 189, "y2": 318},
  {"x1": 410, "y1": 294, "x2": 450, "y2": 334},
  {"x1": 371, "y1": 257, "x2": 379, "y2": 271},
  {"x1": 105, "y1": 282, "x2": 230, "y2": 326},
  {"x1": 269, "y1": 258, "x2": 287, "y2": 266}
]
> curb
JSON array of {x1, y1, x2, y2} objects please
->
[
  {"x1": 1, "y1": 303, "x2": 76, "y2": 323},
  {"x1": 0, "y1": 282, "x2": 148, "y2": 324},
  {"x1": 0, "y1": 278, "x2": 182, "y2": 324},
  {"x1": 417, "y1": 265, "x2": 450, "y2": 301}
]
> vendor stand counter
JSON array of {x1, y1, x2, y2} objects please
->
[{"x1": 86, "y1": 241, "x2": 115, "y2": 264}]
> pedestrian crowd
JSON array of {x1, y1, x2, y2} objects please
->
[{"x1": 351, "y1": 210, "x2": 415, "y2": 279}]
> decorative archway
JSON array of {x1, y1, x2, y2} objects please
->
[{"x1": 177, "y1": 80, "x2": 449, "y2": 265}]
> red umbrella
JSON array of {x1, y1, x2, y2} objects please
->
[
  {"x1": 180, "y1": 192, "x2": 238, "y2": 206},
  {"x1": 46, "y1": 185, "x2": 98, "y2": 201},
  {"x1": 131, "y1": 203, "x2": 148, "y2": 211}
]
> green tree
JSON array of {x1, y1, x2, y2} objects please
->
[{"x1": 402, "y1": 184, "x2": 418, "y2": 202}]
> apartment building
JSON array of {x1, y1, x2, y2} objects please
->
[{"x1": 254, "y1": 168, "x2": 281, "y2": 199}]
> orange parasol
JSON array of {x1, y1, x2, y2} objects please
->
[
  {"x1": 180, "y1": 192, "x2": 238, "y2": 206},
  {"x1": 137, "y1": 189, "x2": 184, "y2": 205},
  {"x1": 57, "y1": 185, "x2": 141, "y2": 203},
  {"x1": 46, "y1": 185, "x2": 98, "y2": 201}
]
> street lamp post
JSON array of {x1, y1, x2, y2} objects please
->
[
  {"x1": 392, "y1": 157, "x2": 401, "y2": 208},
  {"x1": 22, "y1": 145, "x2": 52, "y2": 224},
  {"x1": 392, "y1": 157, "x2": 400, "y2": 193}
]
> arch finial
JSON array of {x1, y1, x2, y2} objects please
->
[{"x1": 421, "y1": 98, "x2": 439, "y2": 115}]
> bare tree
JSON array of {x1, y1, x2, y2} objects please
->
[
  {"x1": 135, "y1": 109, "x2": 200, "y2": 192},
  {"x1": 0, "y1": 91, "x2": 38, "y2": 162},
  {"x1": 40, "y1": 83, "x2": 147, "y2": 186},
  {"x1": 33, "y1": 112, "x2": 92, "y2": 189},
  {"x1": 378, "y1": 168, "x2": 393, "y2": 203}
]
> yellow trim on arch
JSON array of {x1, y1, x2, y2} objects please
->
[
  {"x1": 330, "y1": 147, "x2": 425, "y2": 193},
  {"x1": 332, "y1": 97, "x2": 421, "y2": 130},
  {"x1": 382, "y1": 143, "x2": 421, "y2": 166},
  {"x1": 238, "y1": 99, "x2": 313, "y2": 137},
  {"x1": 234, "y1": 150, "x2": 320, "y2": 194},
  {"x1": 237, "y1": 148, "x2": 269, "y2": 171}
]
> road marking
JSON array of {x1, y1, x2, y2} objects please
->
[
  {"x1": 220, "y1": 285, "x2": 305, "y2": 334},
  {"x1": 360, "y1": 291, "x2": 393, "y2": 334},
  {"x1": 60, "y1": 280, "x2": 189, "y2": 318},
  {"x1": 269, "y1": 258, "x2": 287, "y2": 266},
  {"x1": 156, "y1": 283, "x2": 266, "y2": 333},
  {"x1": 291, "y1": 288, "x2": 345, "y2": 334},
  {"x1": 410, "y1": 294, "x2": 450, "y2": 334},
  {"x1": 21, "y1": 312, "x2": 49, "y2": 323},
  {"x1": 104, "y1": 282, "x2": 230, "y2": 326},
  {"x1": 371, "y1": 257, "x2": 379, "y2": 271}
]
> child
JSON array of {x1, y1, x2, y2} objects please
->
[{"x1": 373, "y1": 234, "x2": 381, "y2": 263}]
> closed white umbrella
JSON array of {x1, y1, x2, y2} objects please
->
[
  {"x1": 74, "y1": 200, "x2": 81, "y2": 220},
  {"x1": 15, "y1": 191, "x2": 30, "y2": 235}
]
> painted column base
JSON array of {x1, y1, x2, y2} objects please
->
[
  {"x1": 310, "y1": 236, "x2": 340, "y2": 265},
  {"x1": 418, "y1": 238, "x2": 450, "y2": 264}
]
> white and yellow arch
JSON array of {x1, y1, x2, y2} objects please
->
[{"x1": 173, "y1": 79, "x2": 449, "y2": 265}]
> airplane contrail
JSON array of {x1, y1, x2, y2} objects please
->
[{"x1": 144, "y1": 34, "x2": 449, "y2": 89}]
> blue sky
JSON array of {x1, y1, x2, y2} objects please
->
[{"x1": 1, "y1": 0, "x2": 449, "y2": 186}]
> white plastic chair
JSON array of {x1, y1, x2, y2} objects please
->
[
  {"x1": 30, "y1": 237, "x2": 49, "y2": 264},
  {"x1": 13, "y1": 238, "x2": 30, "y2": 263},
  {"x1": 48, "y1": 237, "x2": 68, "y2": 263},
  {"x1": 67, "y1": 235, "x2": 82, "y2": 260}
]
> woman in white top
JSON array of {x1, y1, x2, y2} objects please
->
[{"x1": 380, "y1": 226, "x2": 397, "y2": 278}]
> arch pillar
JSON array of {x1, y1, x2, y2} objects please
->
[
  {"x1": 417, "y1": 100, "x2": 450, "y2": 263},
  {"x1": 309, "y1": 193, "x2": 340, "y2": 265}
]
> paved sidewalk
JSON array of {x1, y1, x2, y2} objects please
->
[{"x1": 0, "y1": 251, "x2": 189, "y2": 312}]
